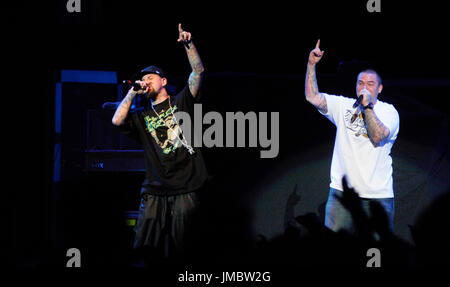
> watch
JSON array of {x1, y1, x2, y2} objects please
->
[{"x1": 363, "y1": 103, "x2": 374, "y2": 110}]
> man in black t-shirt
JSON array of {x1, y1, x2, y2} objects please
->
[{"x1": 112, "y1": 24, "x2": 207, "y2": 262}]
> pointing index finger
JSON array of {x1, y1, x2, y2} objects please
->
[
  {"x1": 178, "y1": 23, "x2": 183, "y2": 33},
  {"x1": 315, "y1": 39, "x2": 321, "y2": 49}
]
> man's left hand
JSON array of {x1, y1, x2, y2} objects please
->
[
  {"x1": 177, "y1": 23, "x2": 192, "y2": 43},
  {"x1": 360, "y1": 88, "x2": 373, "y2": 107}
]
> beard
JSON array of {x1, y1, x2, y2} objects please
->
[{"x1": 144, "y1": 89, "x2": 159, "y2": 101}]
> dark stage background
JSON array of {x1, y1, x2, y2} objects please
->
[{"x1": 9, "y1": 0, "x2": 450, "y2": 272}]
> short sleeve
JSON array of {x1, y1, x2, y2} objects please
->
[
  {"x1": 319, "y1": 93, "x2": 344, "y2": 126},
  {"x1": 115, "y1": 112, "x2": 140, "y2": 142},
  {"x1": 174, "y1": 85, "x2": 196, "y2": 113},
  {"x1": 378, "y1": 105, "x2": 400, "y2": 141}
]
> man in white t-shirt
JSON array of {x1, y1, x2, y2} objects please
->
[{"x1": 304, "y1": 40, "x2": 400, "y2": 234}]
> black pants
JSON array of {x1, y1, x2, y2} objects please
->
[{"x1": 133, "y1": 191, "x2": 200, "y2": 262}]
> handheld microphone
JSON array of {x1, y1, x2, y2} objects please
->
[
  {"x1": 353, "y1": 88, "x2": 370, "y2": 108},
  {"x1": 123, "y1": 80, "x2": 144, "y2": 91},
  {"x1": 353, "y1": 95, "x2": 363, "y2": 108}
]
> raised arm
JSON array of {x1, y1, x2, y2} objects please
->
[
  {"x1": 177, "y1": 23, "x2": 204, "y2": 97},
  {"x1": 305, "y1": 39, "x2": 327, "y2": 114}
]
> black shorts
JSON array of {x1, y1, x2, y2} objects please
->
[{"x1": 133, "y1": 191, "x2": 200, "y2": 252}]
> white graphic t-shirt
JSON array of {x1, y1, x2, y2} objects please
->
[{"x1": 319, "y1": 93, "x2": 400, "y2": 198}]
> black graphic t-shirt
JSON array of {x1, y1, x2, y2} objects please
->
[{"x1": 118, "y1": 86, "x2": 208, "y2": 196}]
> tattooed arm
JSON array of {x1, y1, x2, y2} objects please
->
[
  {"x1": 185, "y1": 42, "x2": 204, "y2": 97},
  {"x1": 305, "y1": 40, "x2": 327, "y2": 113},
  {"x1": 362, "y1": 109, "x2": 390, "y2": 146},
  {"x1": 306, "y1": 64, "x2": 327, "y2": 114},
  {"x1": 112, "y1": 80, "x2": 149, "y2": 126},
  {"x1": 112, "y1": 89, "x2": 137, "y2": 126},
  {"x1": 178, "y1": 23, "x2": 204, "y2": 97}
]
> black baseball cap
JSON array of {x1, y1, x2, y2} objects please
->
[{"x1": 132, "y1": 65, "x2": 166, "y2": 80}]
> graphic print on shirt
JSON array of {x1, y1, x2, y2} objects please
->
[
  {"x1": 143, "y1": 105, "x2": 182, "y2": 154},
  {"x1": 344, "y1": 109, "x2": 368, "y2": 138}
]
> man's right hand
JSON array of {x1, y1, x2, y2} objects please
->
[
  {"x1": 113, "y1": 81, "x2": 146, "y2": 126},
  {"x1": 132, "y1": 80, "x2": 149, "y2": 94},
  {"x1": 308, "y1": 39, "x2": 325, "y2": 66}
]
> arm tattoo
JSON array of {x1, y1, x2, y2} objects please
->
[
  {"x1": 363, "y1": 109, "x2": 390, "y2": 146},
  {"x1": 188, "y1": 71, "x2": 202, "y2": 98},
  {"x1": 112, "y1": 91, "x2": 136, "y2": 126},
  {"x1": 184, "y1": 42, "x2": 204, "y2": 97},
  {"x1": 305, "y1": 64, "x2": 327, "y2": 113}
]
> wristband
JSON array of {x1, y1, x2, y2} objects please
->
[
  {"x1": 363, "y1": 103, "x2": 374, "y2": 110},
  {"x1": 183, "y1": 39, "x2": 192, "y2": 49}
]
